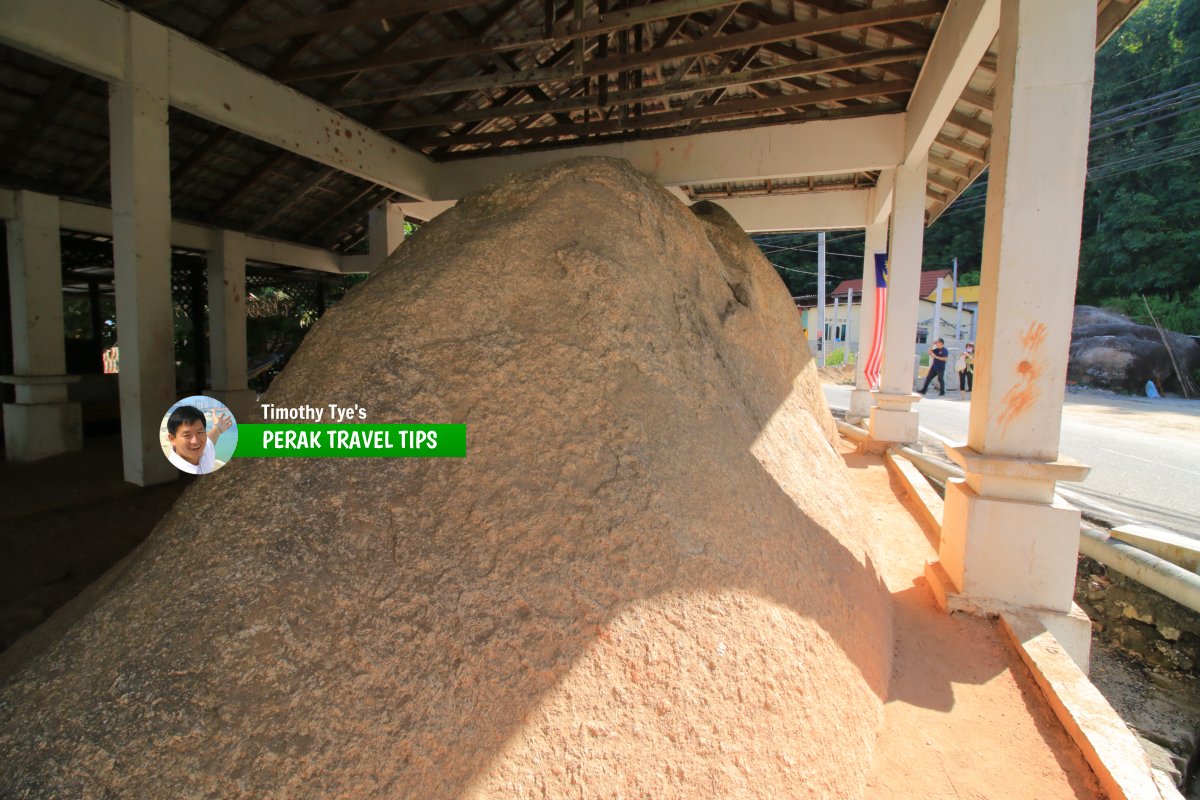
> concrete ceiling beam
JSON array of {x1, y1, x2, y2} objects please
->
[
  {"x1": 433, "y1": 113, "x2": 907, "y2": 200},
  {"x1": 708, "y1": 190, "x2": 872, "y2": 232},
  {"x1": 903, "y1": 0, "x2": 999, "y2": 165}
]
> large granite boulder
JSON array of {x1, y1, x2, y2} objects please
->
[
  {"x1": 0, "y1": 158, "x2": 892, "y2": 799},
  {"x1": 1069, "y1": 306, "x2": 1200, "y2": 393}
]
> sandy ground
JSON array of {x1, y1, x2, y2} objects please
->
[{"x1": 837, "y1": 440, "x2": 1105, "y2": 799}]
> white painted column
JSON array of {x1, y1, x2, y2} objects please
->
[
  {"x1": 1, "y1": 190, "x2": 82, "y2": 460},
  {"x1": 110, "y1": 14, "x2": 176, "y2": 486},
  {"x1": 368, "y1": 201, "x2": 406, "y2": 270},
  {"x1": 934, "y1": 0, "x2": 1096, "y2": 668},
  {"x1": 868, "y1": 154, "x2": 927, "y2": 445},
  {"x1": 205, "y1": 230, "x2": 255, "y2": 419},
  {"x1": 832, "y1": 295, "x2": 840, "y2": 343},
  {"x1": 850, "y1": 220, "x2": 888, "y2": 419}
]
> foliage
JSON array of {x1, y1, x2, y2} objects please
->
[
  {"x1": 920, "y1": 0, "x2": 1200, "y2": 333},
  {"x1": 1100, "y1": 286, "x2": 1200, "y2": 334},
  {"x1": 824, "y1": 347, "x2": 856, "y2": 367},
  {"x1": 957, "y1": 270, "x2": 981, "y2": 287}
]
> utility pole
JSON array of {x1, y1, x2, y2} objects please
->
[
  {"x1": 847, "y1": 287, "x2": 855, "y2": 351},
  {"x1": 952, "y1": 256, "x2": 958, "y2": 305},
  {"x1": 931, "y1": 276, "x2": 944, "y2": 349},
  {"x1": 833, "y1": 295, "x2": 840, "y2": 344},
  {"x1": 817, "y1": 232, "x2": 826, "y2": 367}
]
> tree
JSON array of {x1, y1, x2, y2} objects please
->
[{"x1": 919, "y1": 0, "x2": 1200, "y2": 333}]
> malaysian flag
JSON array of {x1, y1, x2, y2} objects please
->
[{"x1": 862, "y1": 253, "x2": 888, "y2": 390}]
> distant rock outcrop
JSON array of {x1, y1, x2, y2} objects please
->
[
  {"x1": 0, "y1": 158, "x2": 892, "y2": 799},
  {"x1": 1069, "y1": 306, "x2": 1200, "y2": 394}
]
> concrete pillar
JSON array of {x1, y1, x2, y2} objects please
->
[
  {"x1": 110, "y1": 14, "x2": 176, "y2": 486},
  {"x1": 1, "y1": 190, "x2": 82, "y2": 461},
  {"x1": 205, "y1": 230, "x2": 255, "y2": 419},
  {"x1": 868, "y1": 154, "x2": 927, "y2": 445},
  {"x1": 849, "y1": 220, "x2": 887, "y2": 420},
  {"x1": 933, "y1": 0, "x2": 1096, "y2": 668},
  {"x1": 368, "y1": 201, "x2": 406, "y2": 269}
]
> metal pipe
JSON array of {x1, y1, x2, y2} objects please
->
[
  {"x1": 834, "y1": 418, "x2": 869, "y2": 442},
  {"x1": 1079, "y1": 527, "x2": 1200, "y2": 616},
  {"x1": 836, "y1": 425, "x2": 1200, "y2": 614},
  {"x1": 888, "y1": 444, "x2": 962, "y2": 483}
]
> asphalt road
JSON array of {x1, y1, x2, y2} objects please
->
[{"x1": 822, "y1": 384, "x2": 1200, "y2": 539}]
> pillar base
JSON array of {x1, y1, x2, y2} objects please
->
[
  {"x1": 868, "y1": 392, "x2": 921, "y2": 446},
  {"x1": 925, "y1": 559, "x2": 1092, "y2": 670},
  {"x1": 847, "y1": 387, "x2": 875, "y2": 422},
  {"x1": 939, "y1": 478, "x2": 1082, "y2": 613},
  {"x1": 205, "y1": 388, "x2": 257, "y2": 420},
  {"x1": 3, "y1": 401, "x2": 83, "y2": 462}
]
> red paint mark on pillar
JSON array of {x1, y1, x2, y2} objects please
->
[
  {"x1": 997, "y1": 323, "x2": 1047, "y2": 432},
  {"x1": 1020, "y1": 321, "x2": 1047, "y2": 350}
]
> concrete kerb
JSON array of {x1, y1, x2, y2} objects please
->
[
  {"x1": 883, "y1": 447, "x2": 943, "y2": 543},
  {"x1": 832, "y1": 422, "x2": 1181, "y2": 800},
  {"x1": 1000, "y1": 613, "x2": 1183, "y2": 800}
]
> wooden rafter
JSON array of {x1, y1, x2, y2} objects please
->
[
  {"x1": 935, "y1": 132, "x2": 986, "y2": 162},
  {"x1": 380, "y1": 46, "x2": 921, "y2": 131},
  {"x1": 411, "y1": 80, "x2": 908, "y2": 147},
  {"x1": 249, "y1": 166, "x2": 333, "y2": 233},
  {"x1": 0, "y1": 70, "x2": 80, "y2": 170},
  {"x1": 175, "y1": 0, "x2": 385, "y2": 192},
  {"x1": 930, "y1": 153, "x2": 971, "y2": 179},
  {"x1": 278, "y1": 0, "x2": 943, "y2": 83},
  {"x1": 947, "y1": 109, "x2": 990, "y2": 137},
  {"x1": 731, "y1": 5, "x2": 922, "y2": 83},
  {"x1": 795, "y1": 0, "x2": 936, "y2": 48},
  {"x1": 927, "y1": 169, "x2": 959, "y2": 193},
  {"x1": 214, "y1": 0, "x2": 491, "y2": 50},
  {"x1": 959, "y1": 87, "x2": 994, "y2": 111}
]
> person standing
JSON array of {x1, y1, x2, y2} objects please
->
[
  {"x1": 957, "y1": 343, "x2": 975, "y2": 400},
  {"x1": 920, "y1": 338, "x2": 950, "y2": 396}
]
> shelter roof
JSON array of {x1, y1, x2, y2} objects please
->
[
  {"x1": 0, "y1": 0, "x2": 1140, "y2": 255},
  {"x1": 832, "y1": 267, "x2": 949, "y2": 298}
]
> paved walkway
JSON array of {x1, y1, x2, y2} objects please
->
[{"x1": 838, "y1": 440, "x2": 1105, "y2": 799}]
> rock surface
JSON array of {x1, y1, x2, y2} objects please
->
[
  {"x1": 1069, "y1": 305, "x2": 1200, "y2": 394},
  {"x1": 0, "y1": 158, "x2": 892, "y2": 799}
]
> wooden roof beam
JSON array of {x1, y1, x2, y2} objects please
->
[
  {"x1": 946, "y1": 109, "x2": 991, "y2": 138},
  {"x1": 935, "y1": 132, "x2": 986, "y2": 162},
  {"x1": 929, "y1": 153, "x2": 971, "y2": 179},
  {"x1": 902, "y1": 0, "x2": 998, "y2": 164},
  {"x1": 793, "y1": 0, "x2": 937, "y2": 47},
  {"x1": 381, "y1": 47, "x2": 921, "y2": 131},
  {"x1": 410, "y1": 80, "x2": 907, "y2": 147},
  {"x1": 214, "y1": 0, "x2": 487, "y2": 50},
  {"x1": 280, "y1": 0, "x2": 740, "y2": 81},
  {"x1": 279, "y1": 0, "x2": 944, "y2": 82}
]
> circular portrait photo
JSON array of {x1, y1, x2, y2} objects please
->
[{"x1": 159, "y1": 396, "x2": 238, "y2": 475}]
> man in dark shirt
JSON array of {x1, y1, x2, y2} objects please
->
[{"x1": 920, "y1": 338, "x2": 950, "y2": 396}]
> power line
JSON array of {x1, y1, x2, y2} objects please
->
[
  {"x1": 1092, "y1": 53, "x2": 1200, "y2": 100},
  {"x1": 769, "y1": 262, "x2": 851, "y2": 280}
]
